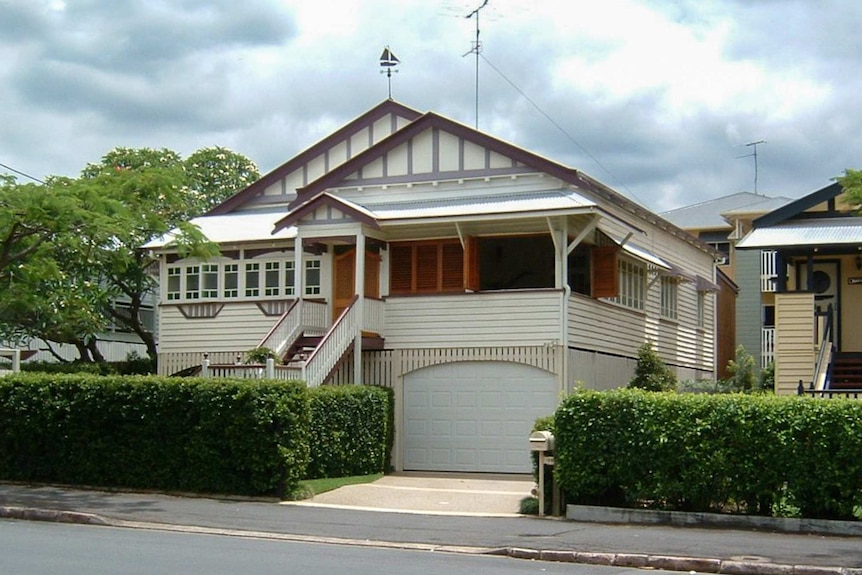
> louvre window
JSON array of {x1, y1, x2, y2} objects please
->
[{"x1": 389, "y1": 240, "x2": 464, "y2": 295}]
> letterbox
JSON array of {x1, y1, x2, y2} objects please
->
[{"x1": 529, "y1": 430, "x2": 555, "y2": 452}]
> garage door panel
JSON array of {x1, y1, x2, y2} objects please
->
[{"x1": 404, "y1": 361, "x2": 557, "y2": 473}]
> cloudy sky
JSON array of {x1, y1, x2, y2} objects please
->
[{"x1": 2, "y1": 0, "x2": 860, "y2": 212}]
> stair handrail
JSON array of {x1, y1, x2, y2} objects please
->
[
  {"x1": 302, "y1": 295, "x2": 359, "y2": 387},
  {"x1": 257, "y1": 299, "x2": 328, "y2": 357},
  {"x1": 812, "y1": 304, "x2": 834, "y2": 391}
]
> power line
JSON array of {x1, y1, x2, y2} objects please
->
[
  {"x1": 0, "y1": 162, "x2": 46, "y2": 184},
  {"x1": 479, "y1": 53, "x2": 646, "y2": 206}
]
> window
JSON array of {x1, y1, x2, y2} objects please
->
[
  {"x1": 477, "y1": 235, "x2": 553, "y2": 290},
  {"x1": 167, "y1": 267, "x2": 181, "y2": 301},
  {"x1": 567, "y1": 245, "x2": 592, "y2": 296},
  {"x1": 660, "y1": 276, "x2": 678, "y2": 320},
  {"x1": 610, "y1": 258, "x2": 645, "y2": 310},
  {"x1": 697, "y1": 291, "x2": 706, "y2": 328},
  {"x1": 245, "y1": 263, "x2": 260, "y2": 297},
  {"x1": 305, "y1": 260, "x2": 321, "y2": 295},
  {"x1": 224, "y1": 264, "x2": 238, "y2": 298},
  {"x1": 185, "y1": 266, "x2": 200, "y2": 300},
  {"x1": 202, "y1": 264, "x2": 219, "y2": 299},
  {"x1": 264, "y1": 261, "x2": 281, "y2": 296},
  {"x1": 389, "y1": 240, "x2": 464, "y2": 295},
  {"x1": 284, "y1": 261, "x2": 295, "y2": 296},
  {"x1": 763, "y1": 304, "x2": 775, "y2": 328}
]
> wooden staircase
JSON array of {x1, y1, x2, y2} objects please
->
[
  {"x1": 282, "y1": 332, "x2": 386, "y2": 373},
  {"x1": 829, "y1": 353, "x2": 862, "y2": 390}
]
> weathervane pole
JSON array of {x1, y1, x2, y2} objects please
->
[{"x1": 379, "y1": 46, "x2": 400, "y2": 99}]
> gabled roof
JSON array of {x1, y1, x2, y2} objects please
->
[
  {"x1": 660, "y1": 192, "x2": 792, "y2": 231},
  {"x1": 207, "y1": 100, "x2": 423, "y2": 216},
  {"x1": 752, "y1": 181, "x2": 843, "y2": 228},
  {"x1": 275, "y1": 107, "x2": 709, "y2": 253},
  {"x1": 274, "y1": 187, "x2": 598, "y2": 232}
]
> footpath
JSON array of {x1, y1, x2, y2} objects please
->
[{"x1": 1, "y1": 481, "x2": 861, "y2": 574}]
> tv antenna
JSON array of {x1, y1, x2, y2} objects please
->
[
  {"x1": 379, "y1": 46, "x2": 400, "y2": 99},
  {"x1": 737, "y1": 140, "x2": 766, "y2": 194},
  {"x1": 463, "y1": 0, "x2": 489, "y2": 129}
]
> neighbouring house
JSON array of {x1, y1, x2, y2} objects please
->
[
  {"x1": 662, "y1": 192, "x2": 793, "y2": 376},
  {"x1": 735, "y1": 182, "x2": 862, "y2": 396},
  {"x1": 145, "y1": 100, "x2": 720, "y2": 473}
]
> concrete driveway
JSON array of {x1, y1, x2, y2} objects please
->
[{"x1": 290, "y1": 472, "x2": 534, "y2": 516}]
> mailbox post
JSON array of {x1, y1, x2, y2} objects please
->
[{"x1": 529, "y1": 430, "x2": 555, "y2": 517}]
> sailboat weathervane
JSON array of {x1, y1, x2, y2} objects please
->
[{"x1": 379, "y1": 46, "x2": 400, "y2": 99}]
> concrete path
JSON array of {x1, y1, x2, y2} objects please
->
[{"x1": 296, "y1": 472, "x2": 533, "y2": 516}]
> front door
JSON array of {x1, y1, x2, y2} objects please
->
[
  {"x1": 796, "y1": 260, "x2": 840, "y2": 348},
  {"x1": 332, "y1": 249, "x2": 380, "y2": 321}
]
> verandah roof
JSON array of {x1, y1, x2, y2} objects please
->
[{"x1": 736, "y1": 217, "x2": 862, "y2": 250}]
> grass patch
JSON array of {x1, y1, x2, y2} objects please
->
[{"x1": 287, "y1": 473, "x2": 383, "y2": 501}]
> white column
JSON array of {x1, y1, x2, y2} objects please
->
[{"x1": 353, "y1": 232, "x2": 366, "y2": 384}]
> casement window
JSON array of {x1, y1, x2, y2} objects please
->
[
  {"x1": 166, "y1": 255, "x2": 321, "y2": 303},
  {"x1": 305, "y1": 260, "x2": 321, "y2": 295},
  {"x1": 609, "y1": 257, "x2": 646, "y2": 310},
  {"x1": 185, "y1": 265, "x2": 200, "y2": 300},
  {"x1": 697, "y1": 291, "x2": 706, "y2": 328},
  {"x1": 201, "y1": 264, "x2": 219, "y2": 299},
  {"x1": 660, "y1": 276, "x2": 678, "y2": 320},
  {"x1": 390, "y1": 240, "x2": 464, "y2": 295}
]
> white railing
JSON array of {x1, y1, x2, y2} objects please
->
[
  {"x1": 0, "y1": 349, "x2": 21, "y2": 373},
  {"x1": 363, "y1": 297, "x2": 386, "y2": 335},
  {"x1": 201, "y1": 357, "x2": 302, "y2": 380},
  {"x1": 303, "y1": 296, "x2": 359, "y2": 387},
  {"x1": 257, "y1": 300, "x2": 328, "y2": 356},
  {"x1": 761, "y1": 250, "x2": 777, "y2": 293},
  {"x1": 761, "y1": 327, "x2": 775, "y2": 369}
]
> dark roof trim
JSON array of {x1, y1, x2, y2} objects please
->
[
  {"x1": 273, "y1": 192, "x2": 380, "y2": 233},
  {"x1": 753, "y1": 181, "x2": 843, "y2": 228},
  {"x1": 207, "y1": 100, "x2": 423, "y2": 216}
]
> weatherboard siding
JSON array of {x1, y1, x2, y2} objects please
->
[
  {"x1": 383, "y1": 291, "x2": 564, "y2": 348},
  {"x1": 158, "y1": 303, "x2": 281, "y2": 355}
]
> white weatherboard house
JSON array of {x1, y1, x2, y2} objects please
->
[{"x1": 146, "y1": 100, "x2": 719, "y2": 473}]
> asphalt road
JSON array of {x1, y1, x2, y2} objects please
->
[{"x1": 0, "y1": 520, "x2": 677, "y2": 575}]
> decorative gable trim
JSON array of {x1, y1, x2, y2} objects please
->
[
  {"x1": 207, "y1": 100, "x2": 422, "y2": 216},
  {"x1": 274, "y1": 192, "x2": 381, "y2": 233}
]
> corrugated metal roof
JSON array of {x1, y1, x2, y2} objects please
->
[
  {"x1": 143, "y1": 211, "x2": 295, "y2": 249},
  {"x1": 362, "y1": 189, "x2": 596, "y2": 221},
  {"x1": 660, "y1": 192, "x2": 793, "y2": 230},
  {"x1": 736, "y1": 217, "x2": 862, "y2": 249}
]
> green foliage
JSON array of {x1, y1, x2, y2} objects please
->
[
  {"x1": 0, "y1": 374, "x2": 309, "y2": 497},
  {"x1": 724, "y1": 345, "x2": 757, "y2": 392},
  {"x1": 185, "y1": 147, "x2": 261, "y2": 212},
  {"x1": 305, "y1": 386, "x2": 393, "y2": 479},
  {"x1": 837, "y1": 168, "x2": 862, "y2": 212},
  {"x1": 628, "y1": 342, "x2": 677, "y2": 392},
  {"x1": 554, "y1": 390, "x2": 862, "y2": 520},
  {"x1": 244, "y1": 347, "x2": 276, "y2": 364},
  {"x1": 760, "y1": 361, "x2": 775, "y2": 392}
]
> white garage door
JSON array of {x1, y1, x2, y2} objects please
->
[{"x1": 403, "y1": 361, "x2": 558, "y2": 473}]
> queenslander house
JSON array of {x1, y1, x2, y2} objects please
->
[{"x1": 145, "y1": 100, "x2": 721, "y2": 473}]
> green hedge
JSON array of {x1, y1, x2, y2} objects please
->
[
  {"x1": 0, "y1": 374, "x2": 309, "y2": 497},
  {"x1": 306, "y1": 385, "x2": 393, "y2": 479},
  {"x1": 555, "y1": 390, "x2": 862, "y2": 520}
]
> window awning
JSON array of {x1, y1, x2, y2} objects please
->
[
  {"x1": 696, "y1": 275, "x2": 720, "y2": 292},
  {"x1": 616, "y1": 240, "x2": 695, "y2": 282}
]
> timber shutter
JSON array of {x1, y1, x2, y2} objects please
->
[
  {"x1": 592, "y1": 245, "x2": 619, "y2": 298},
  {"x1": 389, "y1": 240, "x2": 464, "y2": 295}
]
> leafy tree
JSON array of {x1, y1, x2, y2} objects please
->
[
  {"x1": 723, "y1": 345, "x2": 757, "y2": 392},
  {"x1": 185, "y1": 147, "x2": 260, "y2": 212},
  {"x1": 0, "y1": 145, "x2": 253, "y2": 362},
  {"x1": 837, "y1": 169, "x2": 862, "y2": 210},
  {"x1": 628, "y1": 342, "x2": 677, "y2": 392}
]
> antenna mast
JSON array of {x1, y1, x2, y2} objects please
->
[
  {"x1": 745, "y1": 140, "x2": 766, "y2": 194},
  {"x1": 463, "y1": 0, "x2": 489, "y2": 129}
]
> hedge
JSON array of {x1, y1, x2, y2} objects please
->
[
  {"x1": 0, "y1": 374, "x2": 309, "y2": 497},
  {"x1": 555, "y1": 389, "x2": 862, "y2": 520},
  {"x1": 306, "y1": 385, "x2": 393, "y2": 479}
]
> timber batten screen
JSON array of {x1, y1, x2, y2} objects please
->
[{"x1": 389, "y1": 240, "x2": 464, "y2": 295}]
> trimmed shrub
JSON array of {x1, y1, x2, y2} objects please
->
[
  {"x1": 554, "y1": 389, "x2": 862, "y2": 520},
  {"x1": 628, "y1": 343, "x2": 677, "y2": 392},
  {"x1": 305, "y1": 385, "x2": 393, "y2": 479},
  {"x1": 0, "y1": 374, "x2": 309, "y2": 497}
]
